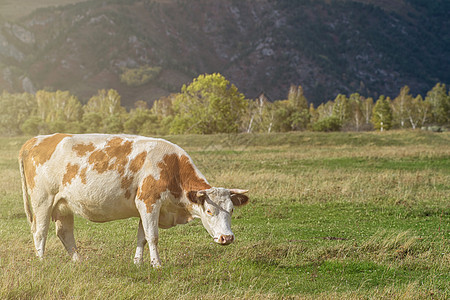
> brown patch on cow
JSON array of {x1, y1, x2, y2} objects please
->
[
  {"x1": 86, "y1": 137, "x2": 135, "y2": 197},
  {"x1": 73, "y1": 142, "x2": 95, "y2": 157},
  {"x1": 120, "y1": 151, "x2": 147, "y2": 198},
  {"x1": 137, "y1": 154, "x2": 211, "y2": 213},
  {"x1": 19, "y1": 138, "x2": 38, "y2": 190},
  {"x1": 88, "y1": 137, "x2": 133, "y2": 176},
  {"x1": 121, "y1": 175, "x2": 134, "y2": 199},
  {"x1": 129, "y1": 151, "x2": 147, "y2": 173},
  {"x1": 19, "y1": 134, "x2": 71, "y2": 190},
  {"x1": 80, "y1": 167, "x2": 88, "y2": 184},
  {"x1": 62, "y1": 163, "x2": 80, "y2": 186},
  {"x1": 137, "y1": 175, "x2": 159, "y2": 211},
  {"x1": 178, "y1": 155, "x2": 211, "y2": 192},
  {"x1": 121, "y1": 175, "x2": 133, "y2": 189},
  {"x1": 33, "y1": 134, "x2": 71, "y2": 166},
  {"x1": 88, "y1": 149, "x2": 109, "y2": 173},
  {"x1": 105, "y1": 137, "x2": 132, "y2": 175},
  {"x1": 19, "y1": 138, "x2": 37, "y2": 158}
]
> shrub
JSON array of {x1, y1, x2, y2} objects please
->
[
  {"x1": 21, "y1": 116, "x2": 47, "y2": 135},
  {"x1": 312, "y1": 116, "x2": 342, "y2": 132},
  {"x1": 120, "y1": 66, "x2": 162, "y2": 87}
]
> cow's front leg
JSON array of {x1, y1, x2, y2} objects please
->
[
  {"x1": 136, "y1": 200, "x2": 162, "y2": 268},
  {"x1": 133, "y1": 219, "x2": 147, "y2": 265}
]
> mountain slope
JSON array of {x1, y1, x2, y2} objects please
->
[{"x1": 0, "y1": 0, "x2": 449, "y2": 107}]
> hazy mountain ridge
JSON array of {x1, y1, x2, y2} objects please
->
[{"x1": 0, "y1": 0, "x2": 448, "y2": 107}]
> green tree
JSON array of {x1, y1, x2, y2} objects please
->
[
  {"x1": 124, "y1": 107, "x2": 163, "y2": 135},
  {"x1": 152, "y1": 95, "x2": 175, "y2": 118},
  {"x1": 83, "y1": 89, "x2": 127, "y2": 133},
  {"x1": 392, "y1": 86, "x2": 412, "y2": 128},
  {"x1": 263, "y1": 85, "x2": 311, "y2": 132},
  {"x1": 406, "y1": 95, "x2": 431, "y2": 129},
  {"x1": 149, "y1": 95, "x2": 175, "y2": 135},
  {"x1": 170, "y1": 73, "x2": 247, "y2": 134},
  {"x1": 312, "y1": 100, "x2": 340, "y2": 131},
  {"x1": 287, "y1": 85, "x2": 310, "y2": 130},
  {"x1": 347, "y1": 93, "x2": 365, "y2": 131},
  {"x1": 34, "y1": 90, "x2": 83, "y2": 133},
  {"x1": 309, "y1": 103, "x2": 319, "y2": 127},
  {"x1": 35, "y1": 90, "x2": 82, "y2": 124},
  {"x1": 425, "y1": 83, "x2": 450, "y2": 126},
  {"x1": 316, "y1": 100, "x2": 334, "y2": 120},
  {"x1": 261, "y1": 100, "x2": 278, "y2": 133},
  {"x1": 270, "y1": 100, "x2": 292, "y2": 132},
  {"x1": 371, "y1": 95, "x2": 393, "y2": 131},
  {"x1": 84, "y1": 89, "x2": 125, "y2": 116},
  {"x1": 332, "y1": 94, "x2": 350, "y2": 124},
  {"x1": 361, "y1": 97, "x2": 374, "y2": 128},
  {"x1": 82, "y1": 112, "x2": 103, "y2": 133},
  {"x1": 21, "y1": 116, "x2": 48, "y2": 135},
  {"x1": 243, "y1": 94, "x2": 270, "y2": 133},
  {"x1": 104, "y1": 114, "x2": 124, "y2": 133},
  {"x1": 243, "y1": 97, "x2": 279, "y2": 133},
  {"x1": 0, "y1": 91, "x2": 36, "y2": 135}
]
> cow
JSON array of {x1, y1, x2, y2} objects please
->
[{"x1": 18, "y1": 133, "x2": 249, "y2": 267}]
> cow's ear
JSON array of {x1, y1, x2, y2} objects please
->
[
  {"x1": 187, "y1": 190, "x2": 207, "y2": 205},
  {"x1": 230, "y1": 189, "x2": 249, "y2": 207}
]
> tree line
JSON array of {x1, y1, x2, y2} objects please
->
[{"x1": 0, "y1": 73, "x2": 448, "y2": 136}]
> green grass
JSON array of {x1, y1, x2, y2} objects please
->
[{"x1": 0, "y1": 131, "x2": 449, "y2": 299}]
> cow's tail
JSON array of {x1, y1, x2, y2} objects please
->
[{"x1": 19, "y1": 155, "x2": 33, "y2": 225}]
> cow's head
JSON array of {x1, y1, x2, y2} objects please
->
[{"x1": 187, "y1": 187, "x2": 249, "y2": 245}]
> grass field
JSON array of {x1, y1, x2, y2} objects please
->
[{"x1": 0, "y1": 131, "x2": 449, "y2": 299}]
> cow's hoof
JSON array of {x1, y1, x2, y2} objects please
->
[
  {"x1": 71, "y1": 252, "x2": 82, "y2": 262},
  {"x1": 134, "y1": 258, "x2": 144, "y2": 266},
  {"x1": 151, "y1": 260, "x2": 162, "y2": 269}
]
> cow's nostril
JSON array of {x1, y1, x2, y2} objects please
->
[{"x1": 219, "y1": 235, "x2": 234, "y2": 245}]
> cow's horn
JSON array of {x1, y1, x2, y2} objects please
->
[
  {"x1": 196, "y1": 190, "x2": 207, "y2": 197},
  {"x1": 229, "y1": 189, "x2": 249, "y2": 194}
]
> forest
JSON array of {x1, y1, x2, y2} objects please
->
[{"x1": 0, "y1": 73, "x2": 448, "y2": 136}]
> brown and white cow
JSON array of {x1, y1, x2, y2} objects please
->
[{"x1": 19, "y1": 133, "x2": 248, "y2": 267}]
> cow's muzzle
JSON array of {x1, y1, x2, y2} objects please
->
[{"x1": 216, "y1": 235, "x2": 234, "y2": 245}]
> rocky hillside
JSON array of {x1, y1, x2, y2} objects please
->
[{"x1": 0, "y1": 0, "x2": 449, "y2": 107}]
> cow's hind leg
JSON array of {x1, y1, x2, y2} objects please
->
[
  {"x1": 54, "y1": 212, "x2": 81, "y2": 262},
  {"x1": 31, "y1": 195, "x2": 53, "y2": 260},
  {"x1": 134, "y1": 219, "x2": 147, "y2": 265}
]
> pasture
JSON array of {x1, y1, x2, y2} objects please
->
[{"x1": 0, "y1": 131, "x2": 449, "y2": 299}]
